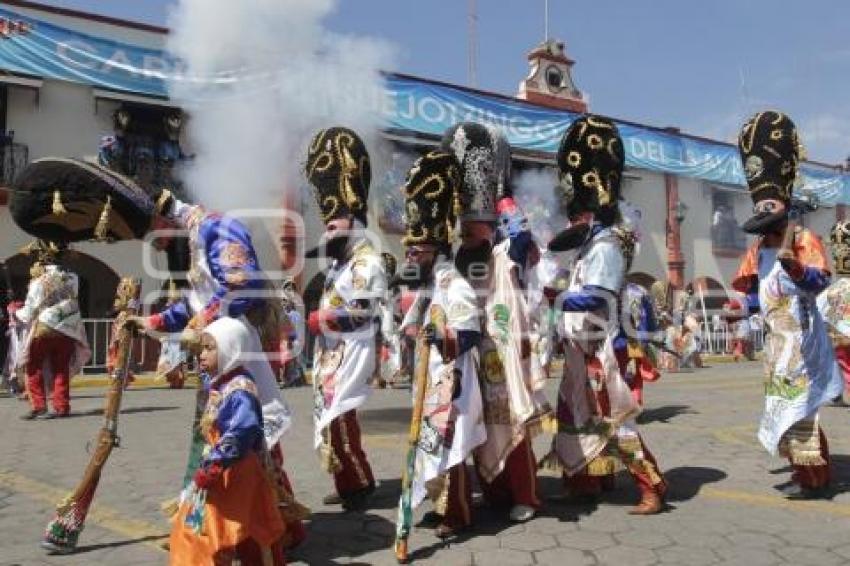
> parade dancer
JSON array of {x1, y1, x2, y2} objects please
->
[
  {"x1": 304, "y1": 127, "x2": 387, "y2": 510},
  {"x1": 16, "y1": 242, "x2": 90, "y2": 420},
  {"x1": 544, "y1": 115, "x2": 667, "y2": 514},
  {"x1": 621, "y1": 282, "x2": 662, "y2": 407},
  {"x1": 129, "y1": 189, "x2": 305, "y2": 546},
  {"x1": 394, "y1": 150, "x2": 485, "y2": 543},
  {"x1": 819, "y1": 220, "x2": 850, "y2": 405},
  {"x1": 170, "y1": 317, "x2": 287, "y2": 565},
  {"x1": 442, "y1": 122, "x2": 550, "y2": 523},
  {"x1": 731, "y1": 110, "x2": 841, "y2": 499}
]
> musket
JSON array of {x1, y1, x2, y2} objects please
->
[
  {"x1": 394, "y1": 300, "x2": 435, "y2": 563},
  {"x1": 42, "y1": 278, "x2": 142, "y2": 554}
]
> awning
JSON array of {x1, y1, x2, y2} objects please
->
[
  {"x1": 92, "y1": 88, "x2": 177, "y2": 108},
  {"x1": 1, "y1": 3, "x2": 849, "y2": 205},
  {"x1": 0, "y1": 72, "x2": 42, "y2": 89}
]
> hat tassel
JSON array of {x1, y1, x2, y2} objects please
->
[
  {"x1": 94, "y1": 196, "x2": 112, "y2": 241},
  {"x1": 52, "y1": 191, "x2": 67, "y2": 216}
]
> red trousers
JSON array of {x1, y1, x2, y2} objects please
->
[
  {"x1": 835, "y1": 346, "x2": 850, "y2": 390},
  {"x1": 564, "y1": 435, "x2": 665, "y2": 499},
  {"x1": 440, "y1": 463, "x2": 473, "y2": 529},
  {"x1": 328, "y1": 410, "x2": 375, "y2": 496},
  {"x1": 26, "y1": 333, "x2": 75, "y2": 414},
  {"x1": 791, "y1": 427, "x2": 831, "y2": 490},
  {"x1": 563, "y1": 350, "x2": 665, "y2": 498},
  {"x1": 480, "y1": 438, "x2": 540, "y2": 509}
]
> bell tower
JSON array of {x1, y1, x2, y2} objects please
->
[{"x1": 517, "y1": 39, "x2": 588, "y2": 112}]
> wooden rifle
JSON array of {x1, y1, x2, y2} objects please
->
[{"x1": 42, "y1": 278, "x2": 142, "y2": 553}]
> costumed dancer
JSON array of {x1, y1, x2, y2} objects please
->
[
  {"x1": 731, "y1": 110, "x2": 841, "y2": 499},
  {"x1": 378, "y1": 252, "x2": 402, "y2": 388},
  {"x1": 442, "y1": 122, "x2": 550, "y2": 523},
  {"x1": 278, "y1": 279, "x2": 306, "y2": 388},
  {"x1": 16, "y1": 242, "x2": 90, "y2": 420},
  {"x1": 723, "y1": 299, "x2": 753, "y2": 362},
  {"x1": 621, "y1": 282, "x2": 662, "y2": 407},
  {"x1": 170, "y1": 317, "x2": 287, "y2": 565},
  {"x1": 819, "y1": 220, "x2": 850, "y2": 405},
  {"x1": 651, "y1": 280, "x2": 679, "y2": 372},
  {"x1": 154, "y1": 280, "x2": 188, "y2": 389},
  {"x1": 543, "y1": 115, "x2": 667, "y2": 514},
  {"x1": 304, "y1": 127, "x2": 386, "y2": 509},
  {"x1": 395, "y1": 150, "x2": 485, "y2": 541},
  {"x1": 3, "y1": 294, "x2": 25, "y2": 396},
  {"x1": 129, "y1": 190, "x2": 305, "y2": 546}
]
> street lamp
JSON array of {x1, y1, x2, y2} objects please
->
[{"x1": 674, "y1": 199, "x2": 688, "y2": 224}]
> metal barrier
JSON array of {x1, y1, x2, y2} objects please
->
[
  {"x1": 81, "y1": 318, "x2": 159, "y2": 373},
  {"x1": 698, "y1": 320, "x2": 765, "y2": 355}
]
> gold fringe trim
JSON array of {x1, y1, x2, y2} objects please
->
[
  {"x1": 586, "y1": 455, "x2": 622, "y2": 477},
  {"x1": 94, "y1": 196, "x2": 112, "y2": 241},
  {"x1": 789, "y1": 453, "x2": 828, "y2": 467},
  {"x1": 539, "y1": 414, "x2": 559, "y2": 435},
  {"x1": 51, "y1": 190, "x2": 67, "y2": 215},
  {"x1": 537, "y1": 449, "x2": 563, "y2": 474}
]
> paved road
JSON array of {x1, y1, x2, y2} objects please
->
[{"x1": 3, "y1": 361, "x2": 850, "y2": 565}]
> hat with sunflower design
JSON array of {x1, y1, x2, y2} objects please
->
[{"x1": 555, "y1": 114, "x2": 625, "y2": 223}]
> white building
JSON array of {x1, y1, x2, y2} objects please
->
[{"x1": 0, "y1": 0, "x2": 847, "y2": 324}]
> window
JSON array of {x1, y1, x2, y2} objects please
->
[{"x1": 710, "y1": 188, "x2": 747, "y2": 255}]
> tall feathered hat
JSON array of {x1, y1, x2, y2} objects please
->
[
  {"x1": 440, "y1": 122, "x2": 508, "y2": 222},
  {"x1": 401, "y1": 150, "x2": 462, "y2": 248},
  {"x1": 555, "y1": 115, "x2": 625, "y2": 222},
  {"x1": 829, "y1": 220, "x2": 850, "y2": 276},
  {"x1": 10, "y1": 158, "x2": 155, "y2": 243},
  {"x1": 304, "y1": 127, "x2": 371, "y2": 225},
  {"x1": 737, "y1": 111, "x2": 802, "y2": 233}
]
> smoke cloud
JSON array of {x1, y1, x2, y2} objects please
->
[
  {"x1": 164, "y1": 0, "x2": 394, "y2": 215},
  {"x1": 512, "y1": 166, "x2": 565, "y2": 246}
]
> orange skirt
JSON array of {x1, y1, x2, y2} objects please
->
[{"x1": 170, "y1": 453, "x2": 286, "y2": 565}]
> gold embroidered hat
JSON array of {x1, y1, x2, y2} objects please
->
[
  {"x1": 829, "y1": 219, "x2": 850, "y2": 275},
  {"x1": 440, "y1": 122, "x2": 503, "y2": 221},
  {"x1": 304, "y1": 127, "x2": 371, "y2": 224},
  {"x1": 11, "y1": 158, "x2": 156, "y2": 243},
  {"x1": 737, "y1": 110, "x2": 801, "y2": 205},
  {"x1": 401, "y1": 150, "x2": 462, "y2": 247},
  {"x1": 555, "y1": 115, "x2": 625, "y2": 218}
]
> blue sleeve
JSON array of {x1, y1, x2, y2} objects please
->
[
  {"x1": 155, "y1": 300, "x2": 191, "y2": 332},
  {"x1": 205, "y1": 389, "x2": 263, "y2": 469},
  {"x1": 560, "y1": 285, "x2": 613, "y2": 312},
  {"x1": 640, "y1": 296, "x2": 657, "y2": 333},
  {"x1": 796, "y1": 267, "x2": 830, "y2": 294},
  {"x1": 201, "y1": 216, "x2": 265, "y2": 319},
  {"x1": 457, "y1": 330, "x2": 480, "y2": 356}
]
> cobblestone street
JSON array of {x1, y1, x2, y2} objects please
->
[{"x1": 3, "y1": 361, "x2": 850, "y2": 565}]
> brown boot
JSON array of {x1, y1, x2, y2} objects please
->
[{"x1": 628, "y1": 491, "x2": 662, "y2": 515}]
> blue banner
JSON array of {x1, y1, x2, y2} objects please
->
[
  {"x1": 2, "y1": 6, "x2": 849, "y2": 205},
  {"x1": 0, "y1": 6, "x2": 175, "y2": 98},
  {"x1": 384, "y1": 76, "x2": 850, "y2": 206}
]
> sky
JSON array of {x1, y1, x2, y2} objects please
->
[{"x1": 42, "y1": 0, "x2": 850, "y2": 165}]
